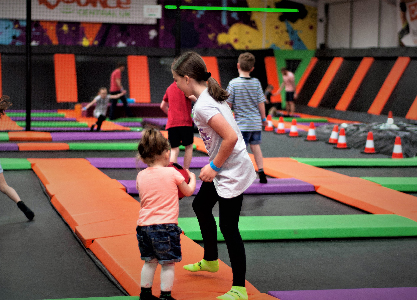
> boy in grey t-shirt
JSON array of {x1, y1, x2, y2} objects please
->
[{"x1": 226, "y1": 52, "x2": 268, "y2": 183}]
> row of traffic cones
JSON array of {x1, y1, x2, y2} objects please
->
[
  {"x1": 327, "y1": 124, "x2": 403, "y2": 158},
  {"x1": 273, "y1": 116, "x2": 318, "y2": 141}
]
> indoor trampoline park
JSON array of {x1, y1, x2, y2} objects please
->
[{"x1": 1, "y1": 1, "x2": 417, "y2": 300}]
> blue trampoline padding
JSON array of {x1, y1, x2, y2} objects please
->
[
  {"x1": 0, "y1": 158, "x2": 32, "y2": 170},
  {"x1": 361, "y1": 177, "x2": 417, "y2": 192},
  {"x1": 178, "y1": 214, "x2": 417, "y2": 241},
  {"x1": 292, "y1": 157, "x2": 417, "y2": 167},
  {"x1": 121, "y1": 178, "x2": 315, "y2": 195},
  {"x1": 268, "y1": 287, "x2": 417, "y2": 300},
  {"x1": 87, "y1": 156, "x2": 210, "y2": 169}
]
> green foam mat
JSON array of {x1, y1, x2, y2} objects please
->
[
  {"x1": 178, "y1": 215, "x2": 417, "y2": 241},
  {"x1": 112, "y1": 117, "x2": 143, "y2": 122},
  {"x1": 68, "y1": 142, "x2": 137, "y2": 151},
  {"x1": 129, "y1": 127, "x2": 143, "y2": 131},
  {"x1": 0, "y1": 158, "x2": 32, "y2": 170},
  {"x1": 15, "y1": 121, "x2": 88, "y2": 127},
  {"x1": 361, "y1": 177, "x2": 417, "y2": 192},
  {"x1": 7, "y1": 112, "x2": 65, "y2": 117},
  {"x1": 0, "y1": 132, "x2": 9, "y2": 141},
  {"x1": 281, "y1": 117, "x2": 328, "y2": 123},
  {"x1": 292, "y1": 157, "x2": 417, "y2": 167},
  {"x1": 179, "y1": 144, "x2": 197, "y2": 150}
]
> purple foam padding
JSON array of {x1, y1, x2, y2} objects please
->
[
  {"x1": 114, "y1": 122, "x2": 143, "y2": 127},
  {"x1": 87, "y1": 156, "x2": 209, "y2": 169},
  {"x1": 30, "y1": 127, "x2": 92, "y2": 131},
  {"x1": 142, "y1": 118, "x2": 168, "y2": 126},
  {"x1": 268, "y1": 287, "x2": 417, "y2": 300},
  {"x1": 0, "y1": 143, "x2": 19, "y2": 151},
  {"x1": 51, "y1": 131, "x2": 142, "y2": 141},
  {"x1": 119, "y1": 180, "x2": 137, "y2": 194},
  {"x1": 122, "y1": 178, "x2": 314, "y2": 195},
  {"x1": 10, "y1": 117, "x2": 76, "y2": 121}
]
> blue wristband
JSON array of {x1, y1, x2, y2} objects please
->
[
  {"x1": 210, "y1": 161, "x2": 221, "y2": 172},
  {"x1": 262, "y1": 117, "x2": 267, "y2": 122}
]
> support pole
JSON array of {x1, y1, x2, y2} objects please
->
[{"x1": 25, "y1": 0, "x2": 32, "y2": 131}]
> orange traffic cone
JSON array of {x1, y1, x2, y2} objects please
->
[
  {"x1": 327, "y1": 125, "x2": 339, "y2": 144},
  {"x1": 305, "y1": 122, "x2": 318, "y2": 141},
  {"x1": 387, "y1": 111, "x2": 394, "y2": 125},
  {"x1": 334, "y1": 128, "x2": 349, "y2": 149},
  {"x1": 288, "y1": 119, "x2": 299, "y2": 137},
  {"x1": 361, "y1": 131, "x2": 378, "y2": 154},
  {"x1": 392, "y1": 136, "x2": 403, "y2": 159},
  {"x1": 265, "y1": 115, "x2": 273, "y2": 132},
  {"x1": 275, "y1": 116, "x2": 285, "y2": 134}
]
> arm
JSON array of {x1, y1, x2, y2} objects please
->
[
  {"x1": 109, "y1": 90, "x2": 126, "y2": 99},
  {"x1": 160, "y1": 100, "x2": 169, "y2": 115},
  {"x1": 199, "y1": 114, "x2": 238, "y2": 182},
  {"x1": 258, "y1": 102, "x2": 267, "y2": 125},
  {"x1": 188, "y1": 95, "x2": 197, "y2": 102},
  {"x1": 116, "y1": 78, "x2": 123, "y2": 91},
  {"x1": 83, "y1": 98, "x2": 98, "y2": 110},
  {"x1": 178, "y1": 170, "x2": 196, "y2": 197}
]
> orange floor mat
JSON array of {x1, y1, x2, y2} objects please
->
[
  {"x1": 9, "y1": 131, "x2": 52, "y2": 141},
  {"x1": 18, "y1": 142, "x2": 69, "y2": 151},
  {"x1": 0, "y1": 115, "x2": 23, "y2": 131}
]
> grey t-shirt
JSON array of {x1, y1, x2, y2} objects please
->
[
  {"x1": 192, "y1": 88, "x2": 256, "y2": 198},
  {"x1": 93, "y1": 95, "x2": 110, "y2": 118}
]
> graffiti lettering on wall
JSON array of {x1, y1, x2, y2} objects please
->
[{"x1": 0, "y1": 0, "x2": 316, "y2": 50}]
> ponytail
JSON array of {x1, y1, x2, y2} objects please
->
[{"x1": 172, "y1": 51, "x2": 229, "y2": 102}]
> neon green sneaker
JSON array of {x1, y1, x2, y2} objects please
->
[
  {"x1": 217, "y1": 286, "x2": 248, "y2": 300},
  {"x1": 183, "y1": 259, "x2": 219, "y2": 272}
]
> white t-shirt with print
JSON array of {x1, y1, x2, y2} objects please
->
[{"x1": 192, "y1": 88, "x2": 256, "y2": 198}]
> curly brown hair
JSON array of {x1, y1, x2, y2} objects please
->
[
  {"x1": 0, "y1": 95, "x2": 12, "y2": 118},
  {"x1": 137, "y1": 128, "x2": 171, "y2": 165}
]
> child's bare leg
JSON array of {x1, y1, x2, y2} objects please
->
[
  {"x1": 140, "y1": 259, "x2": 159, "y2": 299},
  {"x1": 170, "y1": 147, "x2": 180, "y2": 164},
  {"x1": 183, "y1": 144, "x2": 193, "y2": 170},
  {"x1": 0, "y1": 173, "x2": 34, "y2": 220},
  {"x1": 160, "y1": 263, "x2": 176, "y2": 300},
  {"x1": 250, "y1": 144, "x2": 267, "y2": 183}
]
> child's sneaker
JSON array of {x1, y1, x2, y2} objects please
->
[
  {"x1": 17, "y1": 201, "x2": 34, "y2": 221},
  {"x1": 217, "y1": 286, "x2": 248, "y2": 300},
  {"x1": 159, "y1": 291, "x2": 176, "y2": 300},
  {"x1": 183, "y1": 259, "x2": 219, "y2": 272},
  {"x1": 258, "y1": 171, "x2": 267, "y2": 184}
]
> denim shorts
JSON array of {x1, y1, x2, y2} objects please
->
[
  {"x1": 136, "y1": 224, "x2": 182, "y2": 264},
  {"x1": 241, "y1": 131, "x2": 262, "y2": 145}
]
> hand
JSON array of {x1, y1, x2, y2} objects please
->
[
  {"x1": 199, "y1": 164, "x2": 217, "y2": 182},
  {"x1": 262, "y1": 120, "x2": 268, "y2": 126},
  {"x1": 186, "y1": 169, "x2": 196, "y2": 180},
  {"x1": 122, "y1": 90, "x2": 127, "y2": 95},
  {"x1": 82, "y1": 107, "x2": 87, "y2": 111}
]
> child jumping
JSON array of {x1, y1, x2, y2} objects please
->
[
  {"x1": 160, "y1": 82, "x2": 195, "y2": 169},
  {"x1": 172, "y1": 51, "x2": 256, "y2": 300},
  {"x1": 0, "y1": 95, "x2": 34, "y2": 221},
  {"x1": 136, "y1": 128, "x2": 196, "y2": 300},
  {"x1": 226, "y1": 52, "x2": 268, "y2": 184},
  {"x1": 83, "y1": 87, "x2": 126, "y2": 131}
]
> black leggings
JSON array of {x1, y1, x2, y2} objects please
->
[
  {"x1": 96, "y1": 115, "x2": 106, "y2": 130},
  {"x1": 192, "y1": 181, "x2": 246, "y2": 287}
]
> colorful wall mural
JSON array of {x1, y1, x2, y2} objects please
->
[{"x1": 0, "y1": 0, "x2": 317, "y2": 50}]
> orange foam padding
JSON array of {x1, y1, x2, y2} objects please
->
[
  {"x1": 202, "y1": 56, "x2": 221, "y2": 86},
  {"x1": 18, "y1": 142, "x2": 69, "y2": 151},
  {"x1": 89, "y1": 234, "x2": 269, "y2": 298},
  {"x1": 296, "y1": 57, "x2": 317, "y2": 95},
  {"x1": 75, "y1": 117, "x2": 130, "y2": 131},
  {"x1": 263, "y1": 158, "x2": 417, "y2": 220},
  {"x1": 308, "y1": 57, "x2": 344, "y2": 108},
  {"x1": 406, "y1": 95, "x2": 417, "y2": 120},
  {"x1": 8, "y1": 131, "x2": 52, "y2": 141},
  {"x1": 193, "y1": 136, "x2": 208, "y2": 154},
  {"x1": 368, "y1": 57, "x2": 410, "y2": 115},
  {"x1": 264, "y1": 56, "x2": 281, "y2": 103},
  {"x1": 0, "y1": 114, "x2": 23, "y2": 131},
  {"x1": 335, "y1": 57, "x2": 374, "y2": 111},
  {"x1": 127, "y1": 56, "x2": 151, "y2": 103},
  {"x1": 54, "y1": 54, "x2": 78, "y2": 103}
]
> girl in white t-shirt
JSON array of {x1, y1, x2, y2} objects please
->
[
  {"x1": 136, "y1": 128, "x2": 196, "y2": 300},
  {"x1": 171, "y1": 52, "x2": 256, "y2": 300}
]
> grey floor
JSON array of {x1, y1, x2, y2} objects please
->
[{"x1": 1, "y1": 130, "x2": 417, "y2": 300}]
